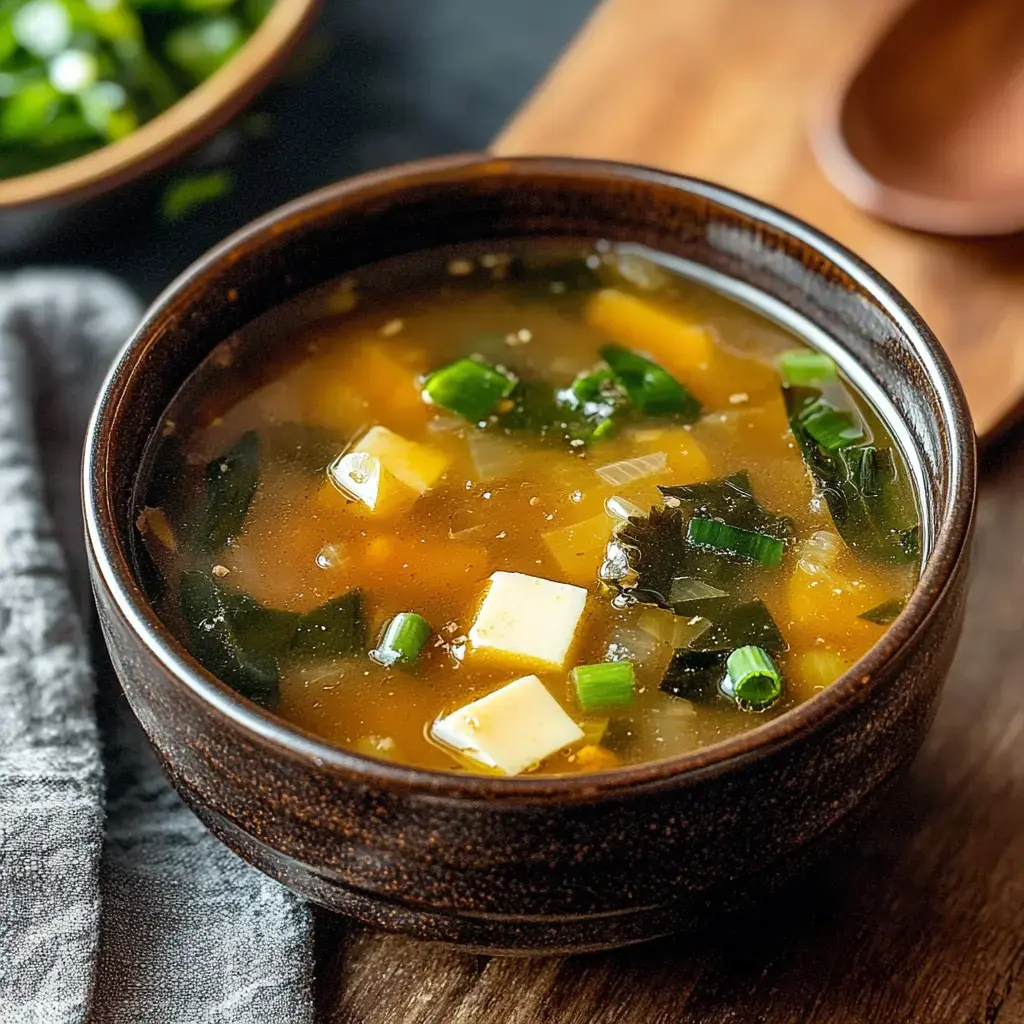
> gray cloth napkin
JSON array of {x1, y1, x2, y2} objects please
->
[{"x1": 0, "y1": 272, "x2": 316, "y2": 1024}]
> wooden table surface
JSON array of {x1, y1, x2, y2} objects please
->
[
  {"x1": 320, "y1": 434, "x2": 1023, "y2": 1023},
  {"x1": 319, "y1": 3, "x2": 1024, "y2": 1019}
]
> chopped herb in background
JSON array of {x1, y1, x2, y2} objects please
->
[
  {"x1": 160, "y1": 169, "x2": 235, "y2": 224},
  {"x1": 0, "y1": 0, "x2": 274, "y2": 179}
]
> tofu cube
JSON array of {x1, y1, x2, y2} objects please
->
[
  {"x1": 469, "y1": 571, "x2": 588, "y2": 669},
  {"x1": 353, "y1": 425, "x2": 449, "y2": 495},
  {"x1": 327, "y1": 451, "x2": 416, "y2": 516},
  {"x1": 431, "y1": 675, "x2": 584, "y2": 775}
]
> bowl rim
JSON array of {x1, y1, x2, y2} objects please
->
[
  {"x1": 0, "y1": 0, "x2": 319, "y2": 209},
  {"x1": 83, "y1": 152, "x2": 977, "y2": 801}
]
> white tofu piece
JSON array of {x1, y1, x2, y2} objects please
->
[
  {"x1": 353, "y1": 425, "x2": 449, "y2": 495},
  {"x1": 432, "y1": 675, "x2": 584, "y2": 775},
  {"x1": 327, "y1": 451, "x2": 417, "y2": 515},
  {"x1": 469, "y1": 571, "x2": 588, "y2": 669}
]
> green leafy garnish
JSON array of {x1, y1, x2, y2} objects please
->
[
  {"x1": 859, "y1": 597, "x2": 906, "y2": 625},
  {"x1": 0, "y1": 0, "x2": 273, "y2": 179},
  {"x1": 196, "y1": 430, "x2": 260, "y2": 554},
  {"x1": 600, "y1": 344, "x2": 701, "y2": 422}
]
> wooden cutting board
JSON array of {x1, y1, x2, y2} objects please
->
[{"x1": 494, "y1": 0, "x2": 1024, "y2": 444}]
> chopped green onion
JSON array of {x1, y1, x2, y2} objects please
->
[
  {"x1": 370, "y1": 612, "x2": 431, "y2": 667},
  {"x1": 421, "y1": 357, "x2": 517, "y2": 422},
  {"x1": 723, "y1": 646, "x2": 782, "y2": 710},
  {"x1": 686, "y1": 517, "x2": 785, "y2": 567},
  {"x1": 777, "y1": 349, "x2": 837, "y2": 386},
  {"x1": 571, "y1": 660, "x2": 635, "y2": 711},
  {"x1": 798, "y1": 399, "x2": 864, "y2": 451},
  {"x1": 600, "y1": 344, "x2": 701, "y2": 422},
  {"x1": 859, "y1": 597, "x2": 906, "y2": 625}
]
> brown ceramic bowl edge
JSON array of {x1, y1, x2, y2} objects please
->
[{"x1": 83, "y1": 153, "x2": 977, "y2": 804}]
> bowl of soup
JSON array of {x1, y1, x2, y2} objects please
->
[{"x1": 84, "y1": 154, "x2": 975, "y2": 953}]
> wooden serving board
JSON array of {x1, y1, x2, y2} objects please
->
[{"x1": 494, "y1": 0, "x2": 1024, "y2": 443}]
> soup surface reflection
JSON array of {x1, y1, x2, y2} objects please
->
[{"x1": 138, "y1": 243, "x2": 920, "y2": 775}]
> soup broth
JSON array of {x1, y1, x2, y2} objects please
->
[{"x1": 137, "y1": 242, "x2": 920, "y2": 776}]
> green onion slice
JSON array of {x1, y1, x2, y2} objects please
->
[
  {"x1": 686, "y1": 516, "x2": 785, "y2": 567},
  {"x1": 777, "y1": 349, "x2": 838, "y2": 386},
  {"x1": 600, "y1": 344, "x2": 701, "y2": 422},
  {"x1": 572, "y1": 660, "x2": 635, "y2": 711},
  {"x1": 370, "y1": 612, "x2": 432, "y2": 667},
  {"x1": 798, "y1": 399, "x2": 864, "y2": 451},
  {"x1": 723, "y1": 646, "x2": 782, "y2": 710},
  {"x1": 421, "y1": 357, "x2": 517, "y2": 422}
]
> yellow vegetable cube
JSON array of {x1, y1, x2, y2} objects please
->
[
  {"x1": 542, "y1": 513, "x2": 612, "y2": 585},
  {"x1": 586, "y1": 288, "x2": 713, "y2": 373},
  {"x1": 353, "y1": 425, "x2": 449, "y2": 495}
]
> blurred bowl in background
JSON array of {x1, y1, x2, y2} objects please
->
[{"x1": 0, "y1": 0, "x2": 318, "y2": 254}]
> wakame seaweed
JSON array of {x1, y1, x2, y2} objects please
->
[
  {"x1": 784, "y1": 388, "x2": 920, "y2": 565},
  {"x1": 180, "y1": 571, "x2": 366, "y2": 706},
  {"x1": 291, "y1": 590, "x2": 366, "y2": 658},
  {"x1": 659, "y1": 472, "x2": 794, "y2": 542},
  {"x1": 659, "y1": 649, "x2": 728, "y2": 702},
  {"x1": 180, "y1": 571, "x2": 282, "y2": 707},
  {"x1": 859, "y1": 597, "x2": 907, "y2": 626},
  {"x1": 687, "y1": 600, "x2": 788, "y2": 656},
  {"x1": 196, "y1": 431, "x2": 260, "y2": 553}
]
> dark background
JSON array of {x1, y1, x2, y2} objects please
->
[{"x1": 8, "y1": 0, "x2": 597, "y2": 300}]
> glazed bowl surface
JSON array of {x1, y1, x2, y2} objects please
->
[{"x1": 83, "y1": 154, "x2": 976, "y2": 954}]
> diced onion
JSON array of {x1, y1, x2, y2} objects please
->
[
  {"x1": 467, "y1": 430, "x2": 525, "y2": 482},
  {"x1": 798, "y1": 529, "x2": 842, "y2": 568},
  {"x1": 604, "y1": 495, "x2": 644, "y2": 521},
  {"x1": 638, "y1": 606, "x2": 711, "y2": 648},
  {"x1": 595, "y1": 451, "x2": 668, "y2": 487},
  {"x1": 427, "y1": 415, "x2": 465, "y2": 434}
]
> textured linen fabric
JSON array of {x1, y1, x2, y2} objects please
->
[{"x1": 0, "y1": 272, "x2": 315, "y2": 1024}]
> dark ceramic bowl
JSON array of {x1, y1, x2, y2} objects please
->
[{"x1": 83, "y1": 154, "x2": 976, "y2": 954}]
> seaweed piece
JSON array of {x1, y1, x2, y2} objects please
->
[
  {"x1": 616, "y1": 506, "x2": 688, "y2": 606},
  {"x1": 660, "y1": 471, "x2": 794, "y2": 541},
  {"x1": 180, "y1": 571, "x2": 282, "y2": 707},
  {"x1": 291, "y1": 590, "x2": 366, "y2": 658},
  {"x1": 784, "y1": 388, "x2": 920, "y2": 565},
  {"x1": 859, "y1": 597, "x2": 907, "y2": 626},
  {"x1": 196, "y1": 431, "x2": 260, "y2": 554},
  {"x1": 688, "y1": 600, "x2": 788, "y2": 656},
  {"x1": 659, "y1": 649, "x2": 728, "y2": 702}
]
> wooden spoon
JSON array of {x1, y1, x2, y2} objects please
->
[{"x1": 812, "y1": 0, "x2": 1024, "y2": 235}]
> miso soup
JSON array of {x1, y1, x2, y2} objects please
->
[{"x1": 136, "y1": 243, "x2": 921, "y2": 776}]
